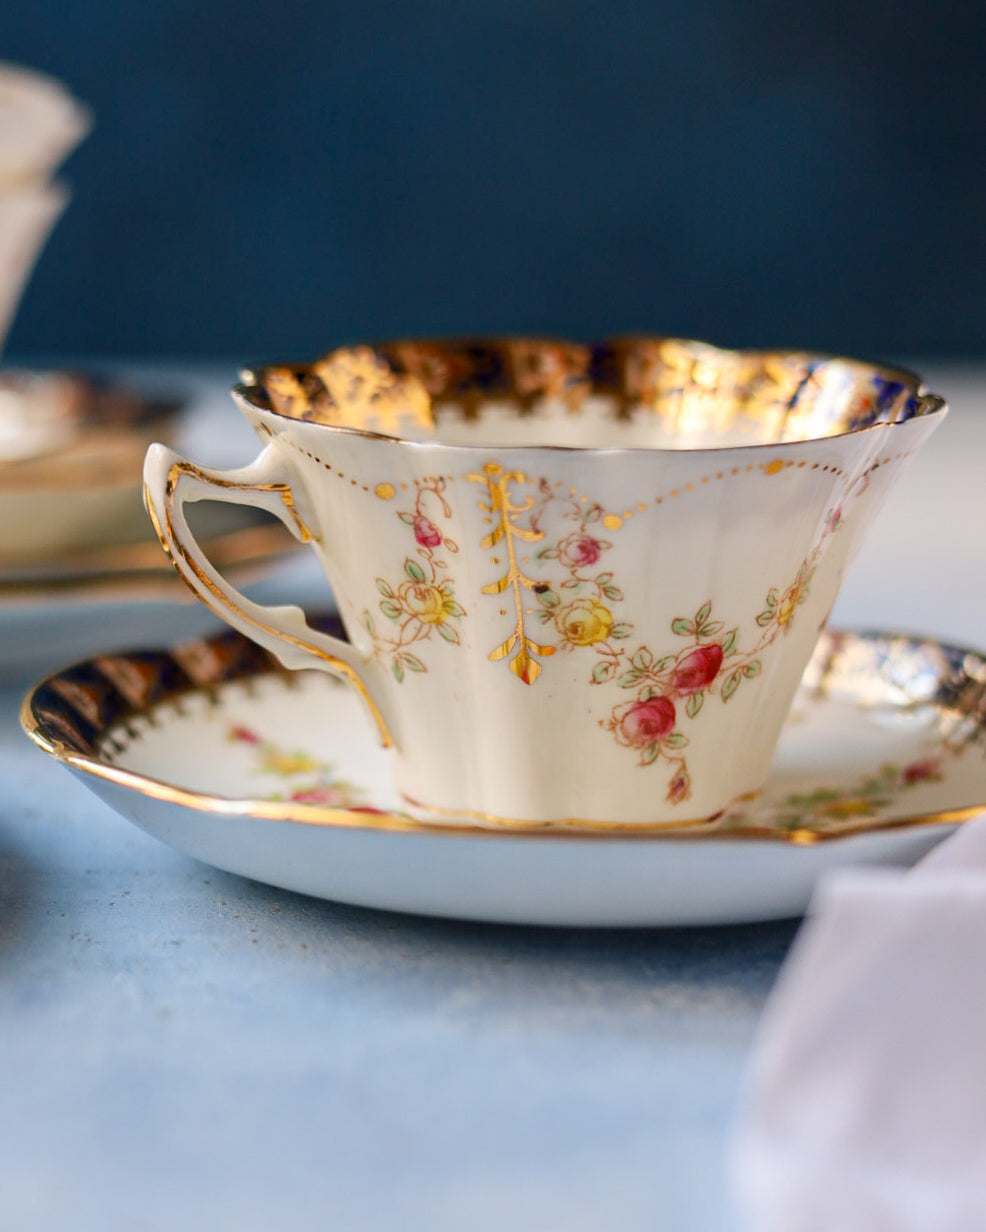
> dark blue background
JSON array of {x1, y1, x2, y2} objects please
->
[{"x1": 4, "y1": 1, "x2": 986, "y2": 359}]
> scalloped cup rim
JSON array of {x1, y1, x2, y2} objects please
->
[{"x1": 233, "y1": 336, "x2": 947, "y2": 454}]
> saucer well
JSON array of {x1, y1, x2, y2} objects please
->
[{"x1": 22, "y1": 623, "x2": 986, "y2": 926}]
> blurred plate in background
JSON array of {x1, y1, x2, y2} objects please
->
[
  {"x1": 0, "y1": 369, "x2": 183, "y2": 559},
  {"x1": 0, "y1": 366, "x2": 324, "y2": 682}
]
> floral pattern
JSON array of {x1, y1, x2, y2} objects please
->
[
  {"x1": 362, "y1": 478, "x2": 465, "y2": 682},
  {"x1": 526, "y1": 488, "x2": 824, "y2": 804},
  {"x1": 361, "y1": 464, "x2": 850, "y2": 805},
  {"x1": 459, "y1": 468, "x2": 849, "y2": 804},
  {"x1": 228, "y1": 724, "x2": 367, "y2": 806},
  {"x1": 227, "y1": 723, "x2": 955, "y2": 837},
  {"x1": 722, "y1": 756, "x2": 946, "y2": 835}
]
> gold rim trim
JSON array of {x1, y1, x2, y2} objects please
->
[
  {"x1": 398, "y1": 791, "x2": 728, "y2": 833},
  {"x1": 150, "y1": 469, "x2": 394, "y2": 748},
  {"x1": 235, "y1": 337, "x2": 947, "y2": 454}
]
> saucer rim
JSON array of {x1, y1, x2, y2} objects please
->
[
  {"x1": 0, "y1": 520, "x2": 298, "y2": 604},
  {"x1": 0, "y1": 369, "x2": 183, "y2": 474},
  {"x1": 21, "y1": 625, "x2": 986, "y2": 846}
]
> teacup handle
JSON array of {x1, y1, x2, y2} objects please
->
[{"x1": 142, "y1": 441, "x2": 395, "y2": 748}]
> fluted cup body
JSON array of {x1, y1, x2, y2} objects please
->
[{"x1": 144, "y1": 339, "x2": 946, "y2": 829}]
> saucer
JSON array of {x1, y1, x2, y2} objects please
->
[
  {"x1": 0, "y1": 370, "x2": 305, "y2": 680},
  {"x1": 0, "y1": 509, "x2": 303, "y2": 683},
  {"x1": 0, "y1": 372, "x2": 304, "y2": 680},
  {"x1": 0, "y1": 370, "x2": 183, "y2": 561},
  {"x1": 22, "y1": 623, "x2": 986, "y2": 926}
]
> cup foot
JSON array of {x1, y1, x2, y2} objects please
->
[{"x1": 396, "y1": 790, "x2": 744, "y2": 835}]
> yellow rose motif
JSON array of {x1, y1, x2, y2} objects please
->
[
  {"x1": 261, "y1": 749, "x2": 321, "y2": 776},
  {"x1": 821, "y1": 796, "x2": 874, "y2": 819},
  {"x1": 555, "y1": 597, "x2": 613, "y2": 647},
  {"x1": 401, "y1": 580, "x2": 449, "y2": 625}
]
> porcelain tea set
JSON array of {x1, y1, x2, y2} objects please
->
[
  {"x1": 0, "y1": 65, "x2": 302, "y2": 677},
  {"x1": 143, "y1": 339, "x2": 945, "y2": 831},
  {"x1": 28, "y1": 333, "x2": 986, "y2": 923},
  {"x1": 8, "y1": 65, "x2": 982, "y2": 924}
]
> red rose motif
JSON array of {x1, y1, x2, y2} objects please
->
[
  {"x1": 558, "y1": 533, "x2": 602, "y2": 568},
  {"x1": 667, "y1": 773, "x2": 690, "y2": 804},
  {"x1": 618, "y1": 696, "x2": 676, "y2": 748},
  {"x1": 671, "y1": 644, "x2": 723, "y2": 695},
  {"x1": 290, "y1": 787, "x2": 344, "y2": 804},
  {"x1": 902, "y1": 758, "x2": 940, "y2": 784},
  {"x1": 413, "y1": 515, "x2": 442, "y2": 549}
]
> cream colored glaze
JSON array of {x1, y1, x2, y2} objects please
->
[{"x1": 144, "y1": 367, "x2": 945, "y2": 825}]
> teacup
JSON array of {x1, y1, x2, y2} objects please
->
[
  {"x1": 143, "y1": 338, "x2": 946, "y2": 829},
  {"x1": 0, "y1": 183, "x2": 68, "y2": 355},
  {"x1": 0, "y1": 64, "x2": 90, "y2": 355},
  {"x1": 0, "y1": 63, "x2": 91, "y2": 188}
]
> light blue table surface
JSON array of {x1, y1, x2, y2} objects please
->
[{"x1": 1, "y1": 361, "x2": 980, "y2": 1231}]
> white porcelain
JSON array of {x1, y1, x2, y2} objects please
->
[
  {"x1": 0, "y1": 66, "x2": 89, "y2": 354},
  {"x1": 0, "y1": 63, "x2": 90, "y2": 187},
  {"x1": 0, "y1": 373, "x2": 305, "y2": 682},
  {"x1": 0, "y1": 372, "x2": 185, "y2": 561},
  {"x1": 0, "y1": 183, "x2": 67, "y2": 354},
  {"x1": 23, "y1": 626, "x2": 986, "y2": 926},
  {"x1": 143, "y1": 339, "x2": 947, "y2": 828}
]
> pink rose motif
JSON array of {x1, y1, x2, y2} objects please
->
[
  {"x1": 671, "y1": 644, "x2": 723, "y2": 695},
  {"x1": 558, "y1": 533, "x2": 602, "y2": 569},
  {"x1": 617, "y1": 696, "x2": 676, "y2": 748},
  {"x1": 290, "y1": 787, "x2": 346, "y2": 804},
  {"x1": 229, "y1": 725, "x2": 261, "y2": 745},
  {"x1": 413, "y1": 515, "x2": 442, "y2": 549},
  {"x1": 667, "y1": 773, "x2": 690, "y2": 804}
]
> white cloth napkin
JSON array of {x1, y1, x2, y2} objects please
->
[{"x1": 730, "y1": 816, "x2": 986, "y2": 1231}]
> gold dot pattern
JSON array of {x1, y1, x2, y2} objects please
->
[
  {"x1": 642, "y1": 451, "x2": 911, "y2": 506},
  {"x1": 273, "y1": 434, "x2": 913, "y2": 521}
]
